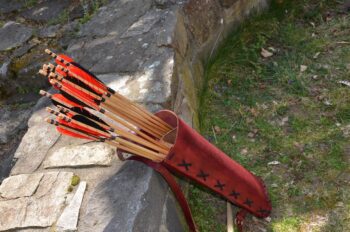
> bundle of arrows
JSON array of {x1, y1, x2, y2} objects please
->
[{"x1": 39, "y1": 49, "x2": 174, "y2": 162}]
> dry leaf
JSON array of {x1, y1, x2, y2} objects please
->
[
  {"x1": 300, "y1": 65, "x2": 308, "y2": 72},
  {"x1": 214, "y1": 125, "x2": 221, "y2": 133},
  {"x1": 313, "y1": 52, "x2": 320, "y2": 59},
  {"x1": 241, "y1": 148, "x2": 248, "y2": 155},
  {"x1": 335, "y1": 41, "x2": 350, "y2": 44},
  {"x1": 324, "y1": 99, "x2": 332, "y2": 106},
  {"x1": 261, "y1": 48, "x2": 273, "y2": 58},
  {"x1": 338, "y1": 80, "x2": 350, "y2": 87},
  {"x1": 250, "y1": 108, "x2": 258, "y2": 117},
  {"x1": 278, "y1": 116, "x2": 289, "y2": 126},
  {"x1": 227, "y1": 79, "x2": 232, "y2": 85},
  {"x1": 248, "y1": 132, "x2": 255, "y2": 138},
  {"x1": 268, "y1": 46, "x2": 276, "y2": 52}
]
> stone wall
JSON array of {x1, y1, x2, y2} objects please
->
[
  {"x1": 0, "y1": 0, "x2": 268, "y2": 231},
  {"x1": 172, "y1": 0, "x2": 269, "y2": 129}
]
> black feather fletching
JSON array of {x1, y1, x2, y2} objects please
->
[
  {"x1": 71, "y1": 107, "x2": 108, "y2": 125},
  {"x1": 71, "y1": 62, "x2": 116, "y2": 94},
  {"x1": 72, "y1": 114, "x2": 107, "y2": 133}
]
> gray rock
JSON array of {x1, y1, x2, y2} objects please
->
[
  {"x1": 20, "y1": 0, "x2": 71, "y2": 23},
  {"x1": 121, "y1": 9, "x2": 163, "y2": 38},
  {"x1": 182, "y1": 0, "x2": 222, "y2": 45},
  {"x1": 56, "y1": 181, "x2": 87, "y2": 232},
  {"x1": 28, "y1": 91, "x2": 57, "y2": 127},
  {"x1": 12, "y1": 43, "x2": 36, "y2": 58},
  {"x1": 0, "y1": 22, "x2": 33, "y2": 51},
  {"x1": 68, "y1": 35, "x2": 146, "y2": 73},
  {"x1": 79, "y1": 161, "x2": 184, "y2": 232},
  {"x1": 154, "y1": 0, "x2": 175, "y2": 8},
  {"x1": 38, "y1": 25, "x2": 61, "y2": 38},
  {"x1": 0, "y1": 106, "x2": 32, "y2": 144},
  {"x1": 11, "y1": 123, "x2": 60, "y2": 175},
  {"x1": 44, "y1": 142, "x2": 115, "y2": 168},
  {"x1": 219, "y1": 0, "x2": 239, "y2": 8},
  {"x1": 0, "y1": 0, "x2": 24, "y2": 14},
  {"x1": 79, "y1": 0, "x2": 153, "y2": 37},
  {"x1": 0, "y1": 59, "x2": 10, "y2": 78},
  {"x1": 0, "y1": 172, "x2": 74, "y2": 231}
]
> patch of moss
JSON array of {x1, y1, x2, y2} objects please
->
[
  {"x1": 67, "y1": 185, "x2": 74, "y2": 193},
  {"x1": 71, "y1": 175, "x2": 80, "y2": 186}
]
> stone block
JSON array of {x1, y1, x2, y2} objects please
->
[
  {"x1": 44, "y1": 143, "x2": 114, "y2": 168},
  {"x1": 56, "y1": 181, "x2": 87, "y2": 232},
  {"x1": 0, "y1": 173, "x2": 43, "y2": 199},
  {"x1": 0, "y1": 172, "x2": 74, "y2": 231},
  {"x1": 0, "y1": 22, "x2": 32, "y2": 51}
]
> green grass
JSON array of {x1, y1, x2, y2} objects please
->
[
  {"x1": 190, "y1": 0, "x2": 350, "y2": 231},
  {"x1": 79, "y1": 0, "x2": 108, "y2": 24},
  {"x1": 47, "y1": 9, "x2": 70, "y2": 26},
  {"x1": 24, "y1": 0, "x2": 38, "y2": 8}
]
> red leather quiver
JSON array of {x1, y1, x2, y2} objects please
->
[{"x1": 156, "y1": 110, "x2": 272, "y2": 218}]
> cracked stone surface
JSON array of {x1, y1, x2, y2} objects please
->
[
  {"x1": 20, "y1": 0, "x2": 73, "y2": 23},
  {"x1": 0, "y1": 106, "x2": 32, "y2": 144},
  {"x1": 56, "y1": 181, "x2": 87, "y2": 232},
  {"x1": 11, "y1": 123, "x2": 60, "y2": 175},
  {"x1": 121, "y1": 9, "x2": 163, "y2": 38},
  {"x1": 79, "y1": 161, "x2": 183, "y2": 232},
  {"x1": 44, "y1": 143, "x2": 115, "y2": 168},
  {"x1": 0, "y1": 173, "x2": 43, "y2": 199},
  {"x1": 0, "y1": 172, "x2": 73, "y2": 231},
  {"x1": 0, "y1": 22, "x2": 33, "y2": 51}
]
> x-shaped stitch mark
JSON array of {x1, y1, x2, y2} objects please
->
[
  {"x1": 197, "y1": 170, "x2": 209, "y2": 181},
  {"x1": 177, "y1": 159, "x2": 192, "y2": 171},
  {"x1": 230, "y1": 190, "x2": 240, "y2": 199},
  {"x1": 214, "y1": 180, "x2": 225, "y2": 191},
  {"x1": 258, "y1": 208, "x2": 268, "y2": 214},
  {"x1": 244, "y1": 198, "x2": 253, "y2": 207}
]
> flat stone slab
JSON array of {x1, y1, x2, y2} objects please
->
[
  {"x1": 11, "y1": 123, "x2": 60, "y2": 175},
  {"x1": 121, "y1": 9, "x2": 163, "y2": 38},
  {"x1": 44, "y1": 142, "x2": 115, "y2": 168},
  {"x1": 0, "y1": 172, "x2": 74, "y2": 231},
  {"x1": 38, "y1": 25, "x2": 60, "y2": 38},
  {"x1": 0, "y1": 106, "x2": 32, "y2": 144},
  {"x1": 0, "y1": 173, "x2": 43, "y2": 199},
  {"x1": 20, "y1": 0, "x2": 71, "y2": 23},
  {"x1": 0, "y1": 22, "x2": 32, "y2": 51},
  {"x1": 57, "y1": 181, "x2": 87, "y2": 232},
  {"x1": 79, "y1": 161, "x2": 183, "y2": 232},
  {"x1": 0, "y1": 0, "x2": 24, "y2": 14}
]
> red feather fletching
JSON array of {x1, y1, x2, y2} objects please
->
[
  {"x1": 62, "y1": 81, "x2": 96, "y2": 102},
  {"x1": 53, "y1": 94, "x2": 83, "y2": 109},
  {"x1": 57, "y1": 118, "x2": 108, "y2": 138},
  {"x1": 68, "y1": 65, "x2": 107, "y2": 94},
  {"x1": 56, "y1": 126, "x2": 93, "y2": 140}
]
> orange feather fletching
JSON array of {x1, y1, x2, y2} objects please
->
[{"x1": 56, "y1": 126, "x2": 94, "y2": 140}]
